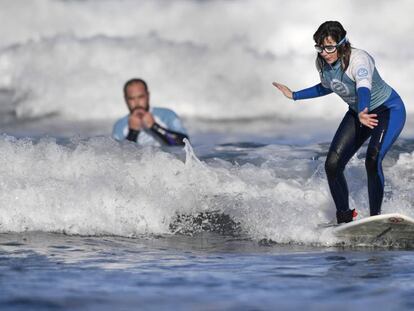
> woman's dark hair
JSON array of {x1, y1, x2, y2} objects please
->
[{"x1": 314, "y1": 21, "x2": 352, "y2": 72}]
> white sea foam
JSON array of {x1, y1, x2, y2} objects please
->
[
  {"x1": 0, "y1": 0, "x2": 412, "y2": 123},
  {"x1": 0, "y1": 136, "x2": 412, "y2": 245}
]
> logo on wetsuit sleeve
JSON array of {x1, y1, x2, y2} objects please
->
[
  {"x1": 357, "y1": 68, "x2": 369, "y2": 78},
  {"x1": 330, "y1": 79, "x2": 350, "y2": 97}
]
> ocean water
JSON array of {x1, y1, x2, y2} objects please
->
[
  {"x1": 2, "y1": 233, "x2": 414, "y2": 311},
  {"x1": 1, "y1": 0, "x2": 414, "y2": 310}
]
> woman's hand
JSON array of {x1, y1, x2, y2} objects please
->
[
  {"x1": 358, "y1": 108, "x2": 378, "y2": 129},
  {"x1": 272, "y1": 82, "x2": 293, "y2": 99}
]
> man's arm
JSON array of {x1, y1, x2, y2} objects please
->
[
  {"x1": 142, "y1": 109, "x2": 189, "y2": 146},
  {"x1": 125, "y1": 109, "x2": 144, "y2": 142},
  {"x1": 150, "y1": 123, "x2": 188, "y2": 146}
]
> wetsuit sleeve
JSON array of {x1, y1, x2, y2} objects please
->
[
  {"x1": 150, "y1": 122, "x2": 188, "y2": 146},
  {"x1": 349, "y1": 51, "x2": 375, "y2": 90},
  {"x1": 292, "y1": 83, "x2": 333, "y2": 100},
  {"x1": 126, "y1": 129, "x2": 140, "y2": 142},
  {"x1": 357, "y1": 87, "x2": 371, "y2": 113}
]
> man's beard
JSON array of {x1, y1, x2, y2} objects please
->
[{"x1": 129, "y1": 104, "x2": 150, "y2": 114}]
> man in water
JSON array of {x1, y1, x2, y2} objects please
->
[{"x1": 112, "y1": 78, "x2": 189, "y2": 146}]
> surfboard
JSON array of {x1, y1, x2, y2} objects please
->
[{"x1": 333, "y1": 213, "x2": 414, "y2": 242}]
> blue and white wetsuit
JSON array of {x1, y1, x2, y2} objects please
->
[
  {"x1": 293, "y1": 48, "x2": 406, "y2": 221},
  {"x1": 112, "y1": 107, "x2": 189, "y2": 146}
]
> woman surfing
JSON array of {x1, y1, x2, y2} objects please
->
[{"x1": 273, "y1": 21, "x2": 406, "y2": 224}]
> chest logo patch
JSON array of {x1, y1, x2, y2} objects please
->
[{"x1": 330, "y1": 79, "x2": 350, "y2": 96}]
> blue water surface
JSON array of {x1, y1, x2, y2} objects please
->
[{"x1": 1, "y1": 233, "x2": 414, "y2": 311}]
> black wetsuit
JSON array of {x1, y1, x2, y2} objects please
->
[
  {"x1": 325, "y1": 90, "x2": 405, "y2": 222},
  {"x1": 112, "y1": 107, "x2": 189, "y2": 146},
  {"x1": 126, "y1": 123, "x2": 188, "y2": 146}
]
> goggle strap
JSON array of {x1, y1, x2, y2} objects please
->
[{"x1": 337, "y1": 37, "x2": 347, "y2": 46}]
